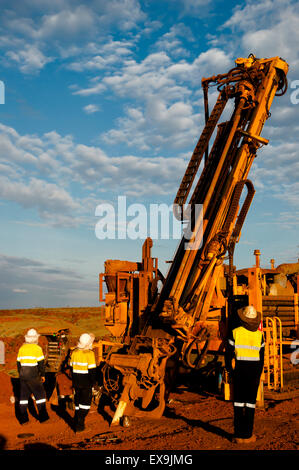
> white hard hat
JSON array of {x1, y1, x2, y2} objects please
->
[
  {"x1": 243, "y1": 306, "x2": 257, "y2": 319},
  {"x1": 25, "y1": 328, "x2": 39, "y2": 343},
  {"x1": 77, "y1": 333, "x2": 94, "y2": 350}
]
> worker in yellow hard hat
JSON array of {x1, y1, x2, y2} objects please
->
[
  {"x1": 225, "y1": 306, "x2": 265, "y2": 444},
  {"x1": 70, "y1": 333, "x2": 97, "y2": 433},
  {"x1": 17, "y1": 328, "x2": 49, "y2": 425}
]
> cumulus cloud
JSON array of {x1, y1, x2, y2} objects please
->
[
  {"x1": 102, "y1": 99, "x2": 201, "y2": 151},
  {"x1": 0, "y1": 0, "x2": 146, "y2": 74},
  {"x1": 0, "y1": 175, "x2": 81, "y2": 217},
  {"x1": 0, "y1": 121, "x2": 190, "y2": 228},
  {"x1": 223, "y1": 0, "x2": 299, "y2": 70},
  {"x1": 5, "y1": 44, "x2": 52, "y2": 74},
  {"x1": 167, "y1": 0, "x2": 212, "y2": 15},
  {"x1": 83, "y1": 104, "x2": 100, "y2": 114},
  {"x1": 74, "y1": 47, "x2": 231, "y2": 102},
  {"x1": 81, "y1": 48, "x2": 229, "y2": 151},
  {"x1": 154, "y1": 23, "x2": 194, "y2": 58}
]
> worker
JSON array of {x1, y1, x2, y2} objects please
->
[
  {"x1": 225, "y1": 305, "x2": 265, "y2": 444},
  {"x1": 70, "y1": 333, "x2": 97, "y2": 433},
  {"x1": 17, "y1": 328, "x2": 49, "y2": 424}
]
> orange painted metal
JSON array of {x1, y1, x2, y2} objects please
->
[{"x1": 95, "y1": 56, "x2": 292, "y2": 422}]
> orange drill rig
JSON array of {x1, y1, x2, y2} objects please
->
[{"x1": 95, "y1": 55, "x2": 290, "y2": 425}]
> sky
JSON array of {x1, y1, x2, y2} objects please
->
[{"x1": 0, "y1": 0, "x2": 298, "y2": 309}]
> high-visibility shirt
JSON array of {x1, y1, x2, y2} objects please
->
[
  {"x1": 70, "y1": 349, "x2": 96, "y2": 375},
  {"x1": 229, "y1": 326, "x2": 265, "y2": 361},
  {"x1": 17, "y1": 343, "x2": 45, "y2": 379}
]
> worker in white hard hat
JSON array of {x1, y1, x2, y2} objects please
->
[
  {"x1": 17, "y1": 328, "x2": 49, "y2": 424},
  {"x1": 225, "y1": 305, "x2": 265, "y2": 444},
  {"x1": 70, "y1": 333, "x2": 97, "y2": 432}
]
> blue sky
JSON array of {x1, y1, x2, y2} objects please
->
[{"x1": 0, "y1": 0, "x2": 298, "y2": 308}]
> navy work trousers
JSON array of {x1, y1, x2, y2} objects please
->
[
  {"x1": 232, "y1": 361, "x2": 262, "y2": 439},
  {"x1": 19, "y1": 378, "x2": 47, "y2": 419},
  {"x1": 74, "y1": 385, "x2": 93, "y2": 427}
]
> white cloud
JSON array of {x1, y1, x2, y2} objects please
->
[
  {"x1": 248, "y1": 140, "x2": 299, "y2": 208},
  {"x1": 83, "y1": 104, "x2": 100, "y2": 114},
  {"x1": 5, "y1": 44, "x2": 52, "y2": 73},
  {"x1": 74, "y1": 47, "x2": 231, "y2": 101},
  {"x1": 102, "y1": 98, "x2": 201, "y2": 151},
  {"x1": 73, "y1": 82, "x2": 106, "y2": 96},
  {"x1": 167, "y1": 0, "x2": 212, "y2": 15},
  {"x1": 68, "y1": 39, "x2": 135, "y2": 72},
  {"x1": 93, "y1": 0, "x2": 146, "y2": 31},
  {"x1": 12, "y1": 288, "x2": 28, "y2": 293},
  {"x1": 154, "y1": 23, "x2": 194, "y2": 58},
  {"x1": 0, "y1": 175, "x2": 80, "y2": 214},
  {"x1": 36, "y1": 5, "x2": 96, "y2": 39},
  {"x1": 223, "y1": 0, "x2": 299, "y2": 69},
  {"x1": 1, "y1": 0, "x2": 146, "y2": 74},
  {"x1": 0, "y1": 121, "x2": 190, "y2": 227}
]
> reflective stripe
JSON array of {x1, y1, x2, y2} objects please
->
[
  {"x1": 17, "y1": 356, "x2": 38, "y2": 360},
  {"x1": 228, "y1": 339, "x2": 235, "y2": 346},
  {"x1": 236, "y1": 357, "x2": 260, "y2": 361},
  {"x1": 19, "y1": 400, "x2": 28, "y2": 405},
  {"x1": 17, "y1": 344, "x2": 45, "y2": 366},
  {"x1": 18, "y1": 363, "x2": 38, "y2": 366},
  {"x1": 233, "y1": 327, "x2": 263, "y2": 361},
  {"x1": 79, "y1": 404, "x2": 90, "y2": 410},
  {"x1": 235, "y1": 344, "x2": 260, "y2": 351},
  {"x1": 36, "y1": 398, "x2": 46, "y2": 404},
  {"x1": 70, "y1": 349, "x2": 97, "y2": 374},
  {"x1": 75, "y1": 406, "x2": 79, "y2": 410},
  {"x1": 71, "y1": 362, "x2": 89, "y2": 366},
  {"x1": 234, "y1": 402, "x2": 245, "y2": 407},
  {"x1": 245, "y1": 403, "x2": 255, "y2": 408}
]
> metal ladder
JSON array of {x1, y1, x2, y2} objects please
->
[
  {"x1": 264, "y1": 316, "x2": 284, "y2": 390},
  {"x1": 174, "y1": 94, "x2": 228, "y2": 209},
  {"x1": 46, "y1": 341, "x2": 61, "y2": 372}
]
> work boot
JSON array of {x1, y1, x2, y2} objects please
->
[
  {"x1": 38, "y1": 407, "x2": 49, "y2": 423},
  {"x1": 75, "y1": 407, "x2": 88, "y2": 433},
  {"x1": 75, "y1": 422, "x2": 85, "y2": 433},
  {"x1": 20, "y1": 416, "x2": 29, "y2": 426},
  {"x1": 232, "y1": 437, "x2": 244, "y2": 444},
  {"x1": 242, "y1": 434, "x2": 256, "y2": 444},
  {"x1": 19, "y1": 412, "x2": 29, "y2": 425}
]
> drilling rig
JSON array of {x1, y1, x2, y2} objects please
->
[{"x1": 94, "y1": 55, "x2": 293, "y2": 425}]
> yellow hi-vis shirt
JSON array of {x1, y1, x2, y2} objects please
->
[
  {"x1": 17, "y1": 343, "x2": 45, "y2": 367},
  {"x1": 70, "y1": 348, "x2": 96, "y2": 374},
  {"x1": 231, "y1": 326, "x2": 264, "y2": 361}
]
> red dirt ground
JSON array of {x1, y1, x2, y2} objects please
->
[
  {"x1": 0, "y1": 309, "x2": 298, "y2": 454},
  {"x1": 0, "y1": 368, "x2": 298, "y2": 453}
]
